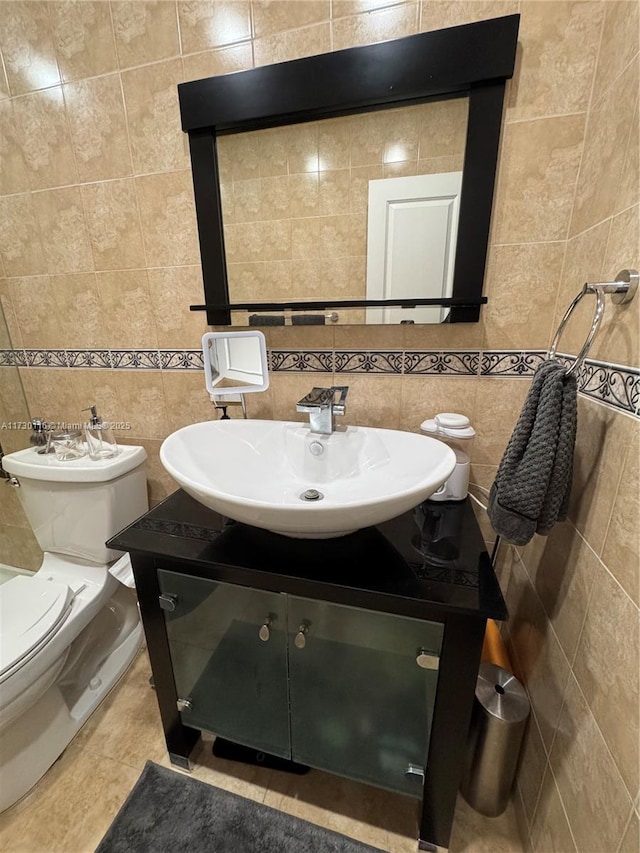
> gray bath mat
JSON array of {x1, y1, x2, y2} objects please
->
[{"x1": 96, "y1": 761, "x2": 387, "y2": 853}]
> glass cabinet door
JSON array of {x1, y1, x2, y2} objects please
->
[
  {"x1": 158, "y1": 570, "x2": 290, "y2": 759},
  {"x1": 288, "y1": 597, "x2": 443, "y2": 797}
]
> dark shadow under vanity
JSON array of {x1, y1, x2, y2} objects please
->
[{"x1": 108, "y1": 491, "x2": 506, "y2": 852}]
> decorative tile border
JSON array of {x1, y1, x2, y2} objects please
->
[
  {"x1": 482, "y1": 351, "x2": 640, "y2": 416},
  {"x1": 405, "y1": 351, "x2": 479, "y2": 375},
  {"x1": 12, "y1": 349, "x2": 27, "y2": 367},
  {"x1": 269, "y1": 350, "x2": 333, "y2": 372},
  {"x1": 66, "y1": 350, "x2": 112, "y2": 368},
  {"x1": 159, "y1": 350, "x2": 204, "y2": 370},
  {"x1": 480, "y1": 351, "x2": 547, "y2": 376},
  {"x1": 578, "y1": 358, "x2": 640, "y2": 414},
  {"x1": 1, "y1": 347, "x2": 637, "y2": 417},
  {"x1": 24, "y1": 349, "x2": 68, "y2": 368},
  {"x1": 110, "y1": 350, "x2": 161, "y2": 369},
  {"x1": 334, "y1": 351, "x2": 403, "y2": 373}
]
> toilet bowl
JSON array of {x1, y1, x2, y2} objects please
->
[{"x1": 0, "y1": 444, "x2": 148, "y2": 812}]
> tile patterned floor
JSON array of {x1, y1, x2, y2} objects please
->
[{"x1": 0, "y1": 650, "x2": 524, "y2": 853}]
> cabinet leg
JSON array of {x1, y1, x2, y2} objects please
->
[
  {"x1": 420, "y1": 615, "x2": 485, "y2": 850},
  {"x1": 169, "y1": 752, "x2": 194, "y2": 772},
  {"x1": 418, "y1": 841, "x2": 448, "y2": 852},
  {"x1": 133, "y1": 554, "x2": 201, "y2": 770}
]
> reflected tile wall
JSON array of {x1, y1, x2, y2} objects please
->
[
  {"x1": 0, "y1": 4, "x2": 638, "y2": 852},
  {"x1": 217, "y1": 98, "x2": 469, "y2": 306}
]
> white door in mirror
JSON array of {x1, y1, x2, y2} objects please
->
[
  {"x1": 366, "y1": 172, "x2": 462, "y2": 325},
  {"x1": 203, "y1": 331, "x2": 269, "y2": 396}
]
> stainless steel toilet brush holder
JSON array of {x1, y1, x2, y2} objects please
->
[{"x1": 460, "y1": 662, "x2": 530, "y2": 817}]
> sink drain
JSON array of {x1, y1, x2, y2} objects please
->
[{"x1": 300, "y1": 488, "x2": 324, "y2": 502}]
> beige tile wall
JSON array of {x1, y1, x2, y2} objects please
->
[
  {"x1": 0, "y1": 352, "x2": 41, "y2": 570},
  {"x1": 0, "y1": 3, "x2": 637, "y2": 848},
  {"x1": 503, "y1": 400, "x2": 640, "y2": 853},
  {"x1": 500, "y1": 2, "x2": 639, "y2": 849}
]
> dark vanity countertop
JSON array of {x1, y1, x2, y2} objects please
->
[{"x1": 108, "y1": 490, "x2": 507, "y2": 622}]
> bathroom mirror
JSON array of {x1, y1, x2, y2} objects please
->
[
  {"x1": 203, "y1": 331, "x2": 269, "y2": 396},
  {"x1": 216, "y1": 99, "x2": 468, "y2": 326},
  {"x1": 179, "y1": 15, "x2": 519, "y2": 326}
]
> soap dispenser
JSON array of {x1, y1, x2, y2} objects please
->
[
  {"x1": 83, "y1": 405, "x2": 118, "y2": 460},
  {"x1": 420, "y1": 412, "x2": 476, "y2": 501}
]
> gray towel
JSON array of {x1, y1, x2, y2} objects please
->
[
  {"x1": 292, "y1": 314, "x2": 325, "y2": 325},
  {"x1": 488, "y1": 360, "x2": 577, "y2": 545},
  {"x1": 248, "y1": 314, "x2": 285, "y2": 326}
]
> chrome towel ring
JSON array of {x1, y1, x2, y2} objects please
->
[{"x1": 548, "y1": 269, "x2": 638, "y2": 377}]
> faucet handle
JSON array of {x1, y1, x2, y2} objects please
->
[
  {"x1": 296, "y1": 386, "x2": 349, "y2": 413},
  {"x1": 331, "y1": 386, "x2": 349, "y2": 415},
  {"x1": 296, "y1": 387, "x2": 335, "y2": 410}
]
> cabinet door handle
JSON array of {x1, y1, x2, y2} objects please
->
[
  {"x1": 294, "y1": 623, "x2": 309, "y2": 649},
  {"x1": 259, "y1": 618, "x2": 272, "y2": 642},
  {"x1": 416, "y1": 649, "x2": 439, "y2": 670},
  {"x1": 405, "y1": 763, "x2": 425, "y2": 781},
  {"x1": 159, "y1": 593, "x2": 178, "y2": 612},
  {"x1": 176, "y1": 697, "x2": 193, "y2": 712}
]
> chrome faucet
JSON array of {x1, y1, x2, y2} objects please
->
[{"x1": 296, "y1": 386, "x2": 349, "y2": 435}]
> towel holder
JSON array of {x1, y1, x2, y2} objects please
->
[{"x1": 548, "y1": 268, "x2": 638, "y2": 377}]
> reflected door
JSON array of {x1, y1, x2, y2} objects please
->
[
  {"x1": 288, "y1": 597, "x2": 443, "y2": 797},
  {"x1": 366, "y1": 172, "x2": 463, "y2": 324},
  {"x1": 158, "y1": 570, "x2": 290, "y2": 759}
]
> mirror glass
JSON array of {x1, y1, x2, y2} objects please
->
[
  {"x1": 203, "y1": 331, "x2": 269, "y2": 396},
  {"x1": 217, "y1": 97, "x2": 469, "y2": 326}
]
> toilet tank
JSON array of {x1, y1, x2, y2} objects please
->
[{"x1": 2, "y1": 445, "x2": 148, "y2": 565}]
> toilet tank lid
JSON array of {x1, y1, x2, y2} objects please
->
[{"x1": 1, "y1": 445, "x2": 147, "y2": 483}]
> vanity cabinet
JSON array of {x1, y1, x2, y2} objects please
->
[
  {"x1": 159, "y1": 570, "x2": 443, "y2": 798},
  {"x1": 287, "y1": 596, "x2": 442, "y2": 797},
  {"x1": 158, "y1": 572, "x2": 290, "y2": 759},
  {"x1": 110, "y1": 491, "x2": 507, "y2": 852}
]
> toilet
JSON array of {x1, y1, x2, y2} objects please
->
[{"x1": 0, "y1": 444, "x2": 148, "y2": 812}]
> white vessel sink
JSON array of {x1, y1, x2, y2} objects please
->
[{"x1": 160, "y1": 420, "x2": 456, "y2": 538}]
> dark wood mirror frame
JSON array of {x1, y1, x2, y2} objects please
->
[{"x1": 178, "y1": 14, "x2": 519, "y2": 326}]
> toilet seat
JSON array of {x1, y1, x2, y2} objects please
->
[{"x1": 0, "y1": 577, "x2": 75, "y2": 683}]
